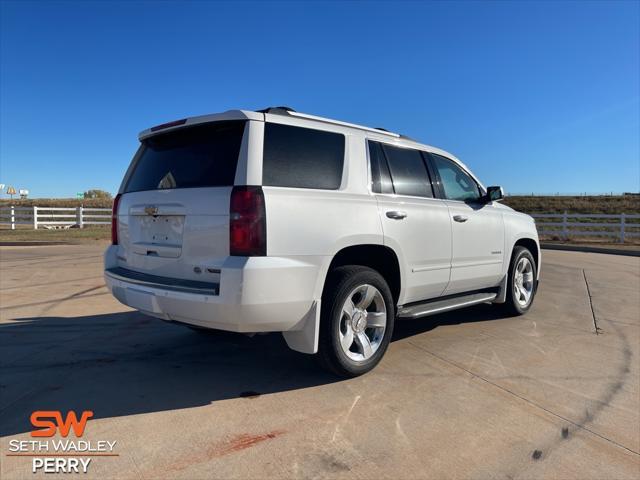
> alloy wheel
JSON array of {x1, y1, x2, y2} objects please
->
[
  {"x1": 338, "y1": 284, "x2": 387, "y2": 362},
  {"x1": 514, "y1": 257, "x2": 534, "y2": 307}
]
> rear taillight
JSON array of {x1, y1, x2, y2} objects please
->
[
  {"x1": 111, "y1": 193, "x2": 122, "y2": 245},
  {"x1": 230, "y1": 186, "x2": 266, "y2": 256},
  {"x1": 150, "y1": 118, "x2": 187, "y2": 132}
]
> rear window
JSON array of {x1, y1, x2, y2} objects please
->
[
  {"x1": 368, "y1": 141, "x2": 393, "y2": 194},
  {"x1": 381, "y1": 144, "x2": 434, "y2": 198},
  {"x1": 262, "y1": 123, "x2": 345, "y2": 190},
  {"x1": 124, "y1": 121, "x2": 246, "y2": 193}
]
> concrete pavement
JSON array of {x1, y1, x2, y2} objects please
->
[{"x1": 1, "y1": 244, "x2": 638, "y2": 479}]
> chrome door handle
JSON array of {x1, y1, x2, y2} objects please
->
[
  {"x1": 453, "y1": 215, "x2": 469, "y2": 223},
  {"x1": 386, "y1": 210, "x2": 407, "y2": 220}
]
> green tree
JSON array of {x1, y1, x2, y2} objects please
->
[{"x1": 83, "y1": 189, "x2": 113, "y2": 200}]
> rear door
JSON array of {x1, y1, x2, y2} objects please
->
[
  {"x1": 115, "y1": 121, "x2": 247, "y2": 282},
  {"x1": 428, "y1": 153, "x2": 505, "y2": 295},
  {"x1": 370, "y1": 141, "x2": 452, "y2": 304}
]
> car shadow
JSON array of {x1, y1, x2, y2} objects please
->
[
  {"x1": 392, "y1": 302, "x2": 510, "y2": 341},
  {"x1": 0, "y1": 304, "x2": 508, "y2": 437}
]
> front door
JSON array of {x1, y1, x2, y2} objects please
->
[{"x1": 428, "y1": 153, "x2": 505, "y2": 295}]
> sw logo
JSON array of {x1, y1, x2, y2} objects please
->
[
  {"x1": 30, "y1": 410, "x2": 94, "y2": 437},
  {"x1": 7, "y1": 410, "x2": 117, "y2": 474}
]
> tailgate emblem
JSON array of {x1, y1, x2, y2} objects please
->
[{"x1": 144, "y1": 205, "x2": 158, "y2": 216}]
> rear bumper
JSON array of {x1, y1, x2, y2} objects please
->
[
  {"x1": 105, "y1": 266, "x2": 219, "y2": 295},
  {"x1": 103, "y1": 245, "x2": 322, "y2": 333}
]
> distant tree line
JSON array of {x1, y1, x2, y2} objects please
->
[{"x1": 83, "y1": 189, "x2": 112, "y2": 200}]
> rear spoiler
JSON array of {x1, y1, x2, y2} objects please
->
[{"x1": 138, "y1": 110, "x2": 263, "y2": 141}]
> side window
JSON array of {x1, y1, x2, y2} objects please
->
[
  {"x1": 431, "y1": 153, "x2": 481, "y2": 202},
  {"x1": 263, "y1": 123, "x2": 345, "y2": 189},
  {"x1": 368, "y1": 141, "x2": 393, "y2": 194},
  {"x1": 382, "y1": 144, "x2": 433, "y2": 198}
]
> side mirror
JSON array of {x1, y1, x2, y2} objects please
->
[{"x1": 485, "y1": 186, "x2": 504, "y2": 203}]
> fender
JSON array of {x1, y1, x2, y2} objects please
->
[
  {"x1": 507, "y1": 232, "x2": 541, "y2": 279},
  {"x1": 310, "y1": 234, "x2": 388, "y2": 300},
  {"x1": 287, "y1": 239, "x2": 404, "y2": 355}
]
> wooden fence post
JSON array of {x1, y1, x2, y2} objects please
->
[
  {"x1": 76, "y1": 206, "x2": 84, "y2": 229},
  {"x1": 33, "y1": 206, "x2": 38, "y2": 230},
  {"x1": 10, "y1": 205, "x2": 15, "y2": 230}
]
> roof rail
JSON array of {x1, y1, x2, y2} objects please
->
[
  {"x1": 256, "y1": 106, "x2": 296, "y2": 114},
  {"x1": 376, "y1": 127, "x2": 415, "y2": 141},
  {"x1": 256, "y1": 107, "x2": 404, "y2": 139},
  {"x1": 287, "y1": 111, "x2": 401, "y2": 138}
]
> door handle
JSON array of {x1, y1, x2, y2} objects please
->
[
  {"x1": 386, "y1": 210, "x2": 407, "y2": 220},
  {"x1": 453, "y1": 215, "x2": 469, "y2": 223}
]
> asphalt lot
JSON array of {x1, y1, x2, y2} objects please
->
[{"x1": 0, "y1": 244, "x2": 638, "y2": 479}]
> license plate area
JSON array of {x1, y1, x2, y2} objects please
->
[
  {"x1": 138, "y1": 215, "x2": 184, "y2": 244},
  {"x1": 130, "y1": 214, "x2": 185, "y2": 258},
  {"x1": 125, "y1": 288, "x2": 161, "y2": 313}
]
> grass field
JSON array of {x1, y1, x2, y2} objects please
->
[
  {"x1": 503, "y1": 194, "x2": 640, "y2": 214},
  {"x1": 0, "y1": 197, "x2": 112, "y2": 208},
  {"x1": 0, "y1": 226, "x2": 110, "y2": 243},
  {"x1": 502, "y1": 195, "x2": 640, "y2": 245}
]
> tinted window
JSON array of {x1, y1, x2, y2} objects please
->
[
  {"x1": 124, "y1": 121, "x2": 246, "y2": 193},
  {"x1": 368, "y1": 141, "x2": 393, "y2": 194},
  {"x1": 263, "y1": 123, "x2": 345, "y2": 189},
  {"x1": 431, "y1": 153, "x2": 481, "y2": 202},
  {"x1": 382, "y1": 144, "x2": 433, "y2": 197}
]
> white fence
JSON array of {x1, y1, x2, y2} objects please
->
[
  {"x1": 0, "y1": 206, "x2": 111, "y2": 230},
  {"x1": 1, "y1": 207, "x2": 639, "y2": 243},
  {"x1": 532, "y1": 212, "x2": 640, "y2": 243}
]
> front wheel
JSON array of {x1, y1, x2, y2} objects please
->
[
  {"x1": 317, "y1": 266, "x2": 395, "y2": 377},
  {"x1": 503, "y1": 246, "x2": 537, "y2": 315}
]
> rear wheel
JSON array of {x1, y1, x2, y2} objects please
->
[
  {"x1": 503, "y1": 246, "x2": 537, "y2": 315},
  {"x1": 317, "y1": 266, "x2": 395, "y2": 377}
]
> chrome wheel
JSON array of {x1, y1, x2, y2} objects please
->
[
  {"x1": 338, "y1": 284, "x2": 387, "y2": 362},
  {"x1": 514, "y1": 257, "x2": 534, "y2": 307}
]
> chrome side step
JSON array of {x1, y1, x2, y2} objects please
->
[{"x1": 398, "y1": 292, "x2": 497, "y2": 319}]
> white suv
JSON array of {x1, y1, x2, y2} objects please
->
[{"x1": 105, "y1": 107, "x2": 540, "y2": 377}]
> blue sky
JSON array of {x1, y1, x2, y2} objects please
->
[{"x1": 1, "y1": 0, "x2": 638, "y2": 198}]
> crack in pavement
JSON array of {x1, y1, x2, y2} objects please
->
[
  {"x1": 0, "y1": 275, "x2": 103, "y2": 292},
  {"x1": 583, "y1": 269, "x2": 602, "y2": 335},
  {"x1": 0, "y1": 285, "x2": 106, "y2": 312},
  {"x1": 406, "y1": 264, "x2": 638, "y2": 478},
  {"x1": 405, "y1": 340, "x2": 639, "y2": 457},
  {"x1": 0, "y1": 254, "x2": 101, "y2": 269}
]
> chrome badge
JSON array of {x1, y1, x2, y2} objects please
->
[{"x1": 144, "y1": 205, "x2": 158, "y2": 216}]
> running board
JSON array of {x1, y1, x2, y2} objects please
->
[{"x1": 398, "y1": 292, "x2": 497, "y2": 319}]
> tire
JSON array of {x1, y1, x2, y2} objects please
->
[
  {"x1": 317, "y1": 266, "x2": 395, "y2": 377},
  {"x1": 503, "y1": 246, "x2": 537, "y2": 315}
]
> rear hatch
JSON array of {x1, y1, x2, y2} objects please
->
[{"x1": 115, "y1": 120, "x2": 247, "y2": 283}]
